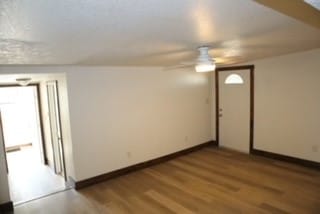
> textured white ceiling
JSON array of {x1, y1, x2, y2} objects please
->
[
  {"x1": 1, "y1": 0, "x2": 320, "y2": 66},
  {"x1": 304, "y1": 0, "x2": 320, "y2": 10}
]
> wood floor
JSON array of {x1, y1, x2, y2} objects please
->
[
  {"x1": 13, "y1": 146, "x2": 320, "y2": 213},
  {"x1": 7, "y1": 146, "x2": 65, "y2": 204}
]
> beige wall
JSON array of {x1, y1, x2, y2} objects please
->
[
  {"x1": 66, "y1": 67, "x2": 212, "y2": 180},
  {"x1": 252, "y1": 49, "x2": 320, "y2": 162},
  {"x1": 0, "y1": 66, "x2": 212, "y2": 183}
]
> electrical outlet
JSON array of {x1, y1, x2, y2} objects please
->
[
  {"x1": 312, "y1": 145, "x2": 318, "y2": 152},
  {"x1": 127, "y1": 152, "x2": 132, "y2": 158}
]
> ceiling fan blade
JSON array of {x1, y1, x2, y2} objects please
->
[
  {"x1": 144, "y1": 47, "x2": 195, "y2": 58},
  {"x1": 0, "y1": 38, "x2": 44, "y2": 45},
  {"x1": 180, "y1": 61, "x2": 197, "y2": 65},
  {"x1": 163, "y1": 64, "x2": 194, "y2": 71}
]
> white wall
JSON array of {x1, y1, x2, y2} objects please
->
[
  {"x1": 252, "y1": 49, "x2": 320, "y2": 162},
  {"x1": 67, "y1": 67, "x2": 212, "y2": 180},
  {"x1": 0, "y1": 66, "x2": 212, "y2": 183}
]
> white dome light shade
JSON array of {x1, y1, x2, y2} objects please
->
[
  {"x1": 224, "y1": 74, "x2": 244, "y2": 84},
  {"x1": 195, "y1": 62, "x2": 216, "y2": 72}
]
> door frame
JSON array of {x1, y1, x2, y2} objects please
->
[
  {"x1": 46, "y1": 80, "x2": 67, "y2": 181},
  {"x1": 0, "y1": 83, "x2": 48, "y2": 163},
  {"x1": 215, "y1": 65, "x2": 255, "y2": 153},
  {"x1": 0, "y1": 111, "x2": 9, "y2": 173}
]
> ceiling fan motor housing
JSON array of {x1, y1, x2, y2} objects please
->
[{"x1": 197, "y1": 46, "x2": 214, "y2": 64}]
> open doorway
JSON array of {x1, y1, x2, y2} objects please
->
[{"x1": 0, "y1": 84, "x2": 66, "y2": 204}]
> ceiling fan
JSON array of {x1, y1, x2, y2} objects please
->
[
  {"x1": 164, "y1": 46, "x2": 235, "y2": 72},
  {"x1": 194, "y1": 46, "x2": 216, "y2": 72}
]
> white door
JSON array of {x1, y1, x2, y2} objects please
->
[
  {"x1": 218, "y1": 70, "x2": 250, "y2": 153},
  {"x1": 47, "y1": 81, "x2": 65, "y2": 176}
]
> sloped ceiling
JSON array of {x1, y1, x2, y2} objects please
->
[{"x1": 1, "y1": 0, "x2": 320, "y2": 66}]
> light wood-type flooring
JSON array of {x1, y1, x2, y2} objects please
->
[
  {"x1": 7, "y1": 146, "x2": 66, "y2": 204},
  {"x1": 13, "y1": 146, "x2": 320, "y2": 213}
]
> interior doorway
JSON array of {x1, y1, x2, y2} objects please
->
[
  {"x1": 46, "y1": 80, "x2": 66, "y2": 178},
  {"x1": 215, "y1": 65, "x2": 254, "y2": 153},
  {"x1": 0, "y1": 84, "x2": 66, "y2": 204}
]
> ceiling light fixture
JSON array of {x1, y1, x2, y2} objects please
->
[
  {"x1": 16, "y1": 78, "x2": 32, "y2": 86},
  {"x1": 195, "y1": 46, "x2": 216, "y2": 72},
  {"x1": 195, "y1": 61, "x2": 216, "y2": 72}
]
